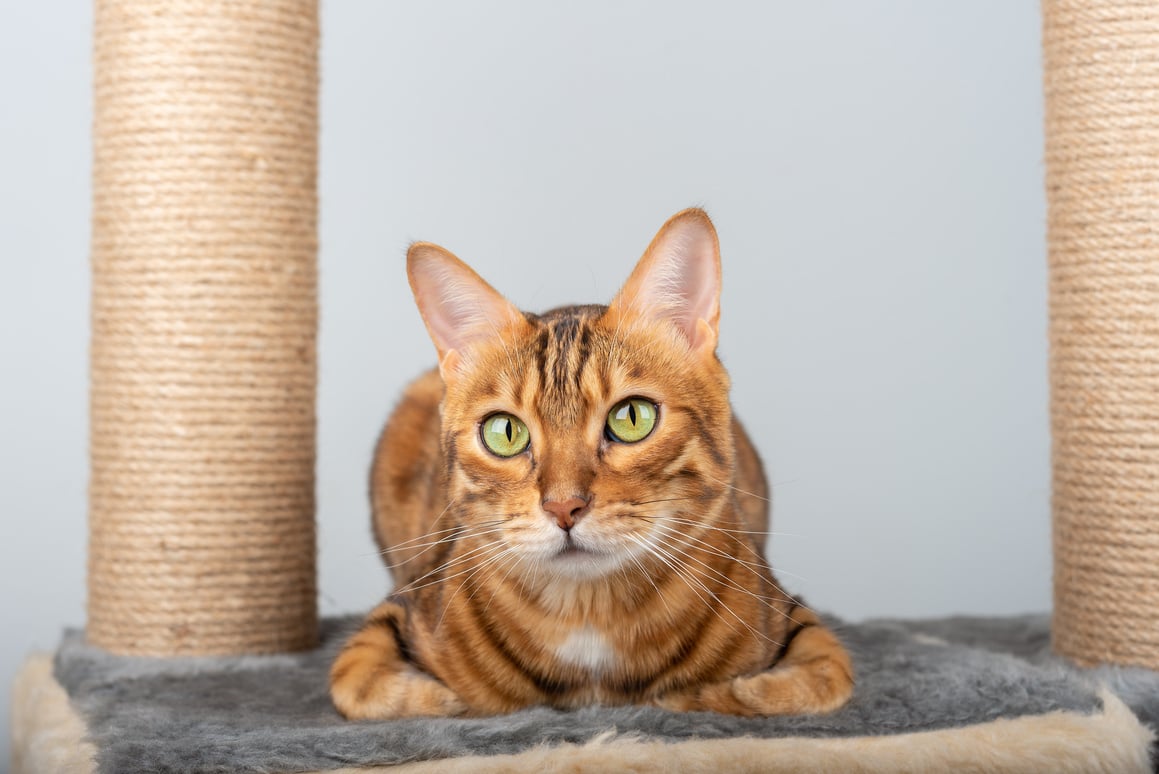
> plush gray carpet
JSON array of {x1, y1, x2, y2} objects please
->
[{"x1": 53, "y1": 615, "x2": 1158, "y2": 774}]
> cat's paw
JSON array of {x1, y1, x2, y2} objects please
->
[
  {"x1": 652, "y1": 654, "x2": 853, "y2": 717},
  {"x1": 726, "y1": 662, "x2": 851, "y2": 716},
  {"x1": 331, "y1": 661, "x2": 468, "y2": 719},
  {"x1": 720, "y1": 614, "x2": 855, "y2": 716},
  {"x1": 330, "y1": 602, "x2": 469, "y2": 719}
]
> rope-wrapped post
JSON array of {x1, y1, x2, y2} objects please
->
[
  {"x1": 88, "y1": 0, "x2": 319, "y2": 655},
  {"x1": 1045, "y1": 0, "x2": 1159, "y2": 670}
]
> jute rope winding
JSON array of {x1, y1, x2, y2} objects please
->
[
  {"x1": 88, "y1": 0, "x2": 319, "y2": 655},
  {"x1": 1046, "y1": 0, "x2": 1159, "y2": 670}
]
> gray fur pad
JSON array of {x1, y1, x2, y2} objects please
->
[{"x1": 53, "y1": 615, "x2": 1157, "y2": 774}]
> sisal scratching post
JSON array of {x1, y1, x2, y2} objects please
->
[
  {"x1": 88, "y1": 0, "x2": 319, "y2": 655},
  {"x1": 1045, "y1": 0, "x2": 1159, "y2": 670}
]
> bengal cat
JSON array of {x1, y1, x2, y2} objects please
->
[{"x1": 330, "y1": 209, "x2": 854, "y2": 718}]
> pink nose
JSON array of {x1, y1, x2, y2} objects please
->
[{"x1": 542, "y1": 496, "x2": 590, "y2": 531}]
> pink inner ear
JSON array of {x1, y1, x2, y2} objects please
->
[
  {"x1": 660, "y1": 220, "x2": 720, "y2": 333},
  {"x1": 415, "y1": 261, "x2": 489, "y2": 351},
  {"x1": 407, "y1": 243, "x2": 523, "y2": 361},
  {"x1": 617, "y1": 211, "x2": 722, "y2": 348}
]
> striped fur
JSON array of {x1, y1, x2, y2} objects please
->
[{"x1": 331, "y1": 210, "x2": 853, "y2": 718}]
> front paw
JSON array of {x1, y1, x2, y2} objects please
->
[
  {"x1": 330, "y1": 603, "x2": 469, "y2": 719},
  {"x1": 650, "y1": 674, "x2": 796, "y2": 717},
  {"x1": 332, "y1": 663, "x2": 469, "y2": 720},
  {"x1": 726, "y1": 668, "x2": 817, "y2": 716},
  {"x1": 731, "y1": 656, "x2": 853, "y2": 716},
  {"x1": 653, "y1": 658, "x2": 853, "y2": 717}
]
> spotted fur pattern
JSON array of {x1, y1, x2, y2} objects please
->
[{"x1": 331, "y1": 209, "x2": 854, "y2": 718}]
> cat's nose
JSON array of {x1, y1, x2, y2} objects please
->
[{"x1": 542, "y1": 496, "x2": 590, "y2": 531}]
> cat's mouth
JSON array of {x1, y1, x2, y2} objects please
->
[
  {"x1": 544, "y1": 535, "x2": 629, "y2": 579},
  {"x1": 556, "y1": 535, "x2": 591, "y2": 557},
  {"x1": 555, "y1": 535, "x2": 602, "y2": 560}
]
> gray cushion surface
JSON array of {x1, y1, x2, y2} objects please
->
[{"x1": 53, "y1": 614, "x2": 1157, "y2": 774}]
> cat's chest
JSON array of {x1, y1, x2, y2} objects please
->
[{"x1": 551, "y1": 625, "x2": 617, "y2": 674}]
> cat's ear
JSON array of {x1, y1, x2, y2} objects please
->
[
  {"x1": 407, "y1": 242, "x2": 526, "y2": 379},
  {"x1": 609, "y1": 208, "x2": 721, "y2": 356}
]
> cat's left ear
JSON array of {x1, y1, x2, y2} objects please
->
[{"x1": 609, "y1": 208, "x2": 721, "y2": 357}]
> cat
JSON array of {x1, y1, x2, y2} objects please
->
[{"x1": 330, "y1": 208, "x2": 854, "y2": 718}]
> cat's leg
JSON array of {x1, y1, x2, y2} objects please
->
[
  {"x1": 653, "y1": 607, "x2": 853, "y2": 716},
  {"x1": 330, "y1": 600, "x2": 468, "y2": 719}
]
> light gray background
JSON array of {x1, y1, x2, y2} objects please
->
[{"x1": 0, "y1": 1, "x2": 1047, "y2": 765}]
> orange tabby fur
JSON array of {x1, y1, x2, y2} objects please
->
[{"x1": 331, "y1": 209, "x2": 853, "y2": 719}]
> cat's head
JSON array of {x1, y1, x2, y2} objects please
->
[{"x1": 407, "y1": 209, "x2": 734, "y2": 582}]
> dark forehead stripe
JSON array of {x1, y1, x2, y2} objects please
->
[
  {"x1": 525, "y1": 305, "x2": 605, "y2": 422},
  {"x1": 549, "y1": 315, "x2": 579, "y2": 393}
]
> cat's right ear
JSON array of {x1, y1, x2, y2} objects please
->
[{"x1": 407, "y1": 242, "x2": 526, "y2": 380}]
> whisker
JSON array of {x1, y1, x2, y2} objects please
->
[
  {"x1": 652, "y1": 524, "x2": 771, "y2": 576},
  {"x1": 702, "y1": 473, "x2": 771, "y2": 503},
  {"x1": 382, "y1": 518, "x2": 504, "y2": 551},
  {"x1": 379, "y1": 523, "x2": 504, "y2": 555},
  {"x1": 649, "y1": 529, "x2": 799, "y2": 622},
  {"x1": 635, "y1": 513, "x2": 798, "y2": 539},
  {"x1": 645, "y1": 519, "x2": 812, "y2": 583},
  {"x1": 480, "y1": 546, "x2": 526, "y2": 614},
  {"x1": 390, "y1": 539, "x2": 509, "y2": 595},
  {"x1": 379, "y1": 526, "x2": 509, "y2": 570},
  {"x1": 652, "y1": 525, "x2": 815, "y2": 614},
  {"x1": 360, "y1": 494, "x2": 468, "y2": 558},
  {"x1": 623, "y1": 548, "x2": 678, "y2": 626},
  {"x1": 436, "y1": 547, "x2": 517, "y2": 631},
  {"x1": 406, "y1": 494, "x2": 463, "y2": 548},
  {"x1": 356, "y1": 522, "x2": 474, "y2": 559},
  {"x1": 650, "y1": 527, "x2": 777, "y2": 593},
  {"x1": 627, "y1": 534, "x2": 783, "y2": 650},
  {"x1": 396, "y1": 544, "x2": 510, "y2": 595},
  {"x1": 755, "y1": 564, "x2": 809, "y2": 583}
]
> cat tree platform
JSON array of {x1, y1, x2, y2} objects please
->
[
  {"x1": 11, "y1": 615, "x2": 1157, "y2": 773},
  {"x1": 19, "y1": 1, "x2": 1156, "y2": 772}
]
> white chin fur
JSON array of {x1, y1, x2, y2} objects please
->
[
  {"x1": 513, "y1": 525, "x2": 628, "y2": 580},
  {"x1": 546, "y1": 548, "x2": 626, "y2": 579}
]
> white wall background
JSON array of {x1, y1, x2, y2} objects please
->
[{"x1": 0, "y1": 1, "x2": 1047, "y2": 765}]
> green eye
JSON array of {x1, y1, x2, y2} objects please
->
[
  {"x1": 606, "y1": 398, "x2": 657, "y2": 443},
  {"x1": 481, "y1": 413, "x2": 530, "y2": 457}
]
